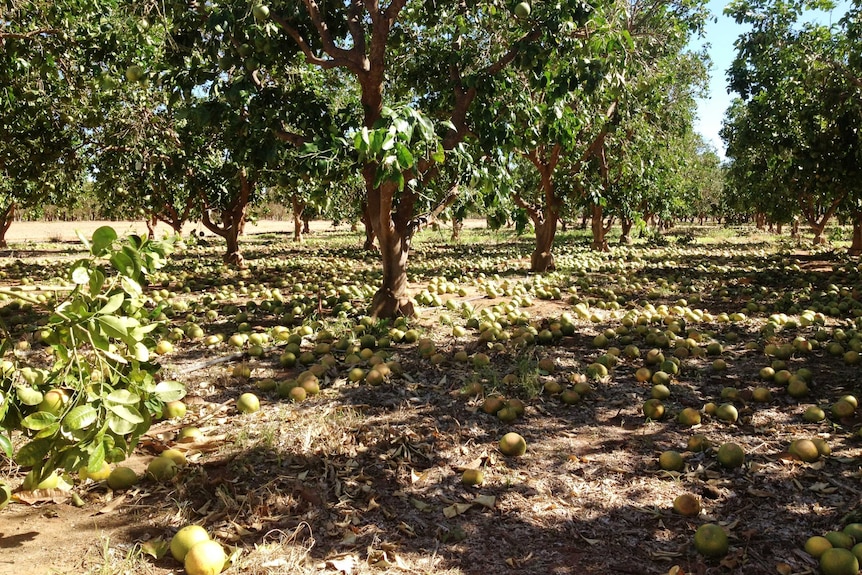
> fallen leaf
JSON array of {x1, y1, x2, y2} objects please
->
[
  {"x1": 474, "y1": 494, "x2": 496, "y2": 509},
  {"x1": 97, "y1": 494, "x2": 127, "y2": 514},
  {"x1": 775, "y1": 563, "x2": 792, "y2": 575},
  {"x1": 411, "y1": 498, "x2": 431, "y2": 512},
  {"x1": 14, "y1": 489, "x2": 70, "y2": 505},
  {"x1": 668, "y1": 566, "x2": 685, "y2": 575},
  {"x1": 746, "y1": 487, "x2": 773, "y2": 498},
  {"x1": 231, "y1": 520, "x2": 254, "y2": 536},
  {"x1": 326, "y1": 554, "x2": 357, "y2": 574},
  {"x1": 578, "y1": 532, "x2": 601, "y2": 545},
  {"x1": 140, "y1": 538, "x2": 170, "y2": 559}
]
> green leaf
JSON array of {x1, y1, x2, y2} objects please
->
[
  {"x1": 89, "y1": 268, "x2": 106, "y2": 297},
  {"x1": 96, "y1": 315, "x2": 133, "y2": 345},
  {"x1": 14, "y1": 438, "x2": 52, "y2": 466},
  {"x1": 34, "y1": 422, "x2": 60, "y2": 439},
  {"x1": 107, "y1": 413, "x2": 137, "y2": 435},
  {"x1": 110, "y1": 251, "x2": 135, "y2": 277},
  {"x1": 106, "y1": 389, "x2": 141, "y2": 405},
  {"x1": 0, "y1": 434, "x2": 12, "y2": 458},
  {"x1": 87, "y1": 441, "x2": 106, "y2": 472},
  {"x1": 91, "y1": 226, "x2": 118, "y2": 256},
  {"x1": 395, "y1": 143, "x2": 414, "y2": 168},
  {"x1": 154, "y1": 380, "x2": 186, "y2": 402},
  {"x1": 16, "y1": 386, "x2": 44, "y2": 406},
  {"x1": 71, "y1": 266, "x2": 91, "y2": 286},
  {"x1": 106, "y1": 404, "x2": 144, "y2": 424},
  {"x1": 121, "y1": 277, "x2": 143, "y2": 298},
  {"x1": 63, "y1": 405, "x2": 98, "y2": 431},
  {"x1": 21, "y1": 412, "x2": 59, "y2": 431},
  {"x1": 75, "y1": 229, "x2": 91, "y2": 252},
  {"x1": 96, "y1": 292, "x2": 125, "y2": 316}
]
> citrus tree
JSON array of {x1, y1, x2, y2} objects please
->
[
  {"x1": 723, "y1": 0, "x2": 862, "y2": 246},
  {"x1": 159, "y1": 0, "x2": 609, "y2": 316},
  {"x1": 0, "y1": 228, "x2": 183, "y2": 486}
]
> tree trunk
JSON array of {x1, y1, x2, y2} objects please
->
[
  {"x1": 590, "y1": 203, "x2": 609, "y2": 251},
  {"x1": 811, "y1": 222, "x2": 827, "y2": 245},
  {"x1": 303, "y1": 217, "x2": 310, "y2": 234},
  {"x1": 451, "y1": 218, "x2": 463, "y2": 241},
  {"x1": 849, "y1": 213, "x2": 862, "y2": 256},
  {"x1": 791, "y1": 219, "x2": 800, "y2": 238},
  {"x1": 200, "y1": 170, "x2": 252, "y2": 268},
  {"x1": 360, "y1": 200, "x2": 377, "y2": 251},
  {"x1": 145, "y1": 214, "x2": 157, "y2": 240},
  {"x1": 620, "y1": 217, "x2": 634, "y2": 245},
  {"x1": 291, "y1": 194, "x2": 304, "y2": 243},
  {"x1": 776, "y1": 222, "x2": 783, "y2": 235},
  {"x1": 531, "y1": 215, "x2": 558, "y2": 272},
  {"x1": 0, "y1": 203, "x2": 15, "y2": 248},
  {"x1": 755, "y1": 211, "x2": 766, "y2": 230},
  {"x1": 365, "y1": 171, "x2": 414, "y2": 318}
]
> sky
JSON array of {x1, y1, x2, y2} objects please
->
[{"x1": 688, "y1": 0, "x2": 850, "y2": 158}]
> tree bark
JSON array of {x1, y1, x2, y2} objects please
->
[
  {"x1": 145, "y1": 214, "x2": 157, "y2": 240},
  {"x1": 291, "y1": 194, "x2": 304, "y2": 243},
  {"x1": 366, "y1": 172, "x2": 414, "y2": 318},
  {"x1": 451, "y1": 218, "x2": 463, "y2": 241},
  {"x1": 590, "y1": 203, "x2": 609, "y2": 251},
  {"x1": 0, "y1": 203, "x2": 15, "y2": 248},
  {"x1": 849, "y1": 212, "x2": 862, "y2": 256},
  {"x1": 360, "y1": 200, "x2": 377, "y2": 251},
  {"x1": 620, "y1": 217, "x2": 634, "y2": 245},
  {"x1": 200, "y1": 169, "x2": 253, "y2": 268}
]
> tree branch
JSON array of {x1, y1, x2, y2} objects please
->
[{"x1": 270, "y1": 13, "x2": 357, "y2": 71}]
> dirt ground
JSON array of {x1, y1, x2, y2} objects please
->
[{"x1": 0, "y1": 223, "x2": 861, "y2": 575}]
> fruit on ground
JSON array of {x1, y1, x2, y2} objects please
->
[
  {"x1": 693, "y1": 523, "x2": 729, "y2": 558},
  {"x1": 789, "y1": 439, "x2": 820, "y2": 463},
  {"x1": 171, "y1": 524, "x2": 211, "y2": 562},
  {"x1": 803, "y1": 405, "x2": 826, "y2": 422},
  {"x1": 642, "y1": 398, "x2": 665, "y2": 420},
  {"x1": 851, "y1": 542, "x2": 862, "y2": 564},
  {"x1": 147, "y1": 456, "x2": 178, "y2": 481},
  {"x1": 482, "y1": 396, "x2": 505, "y2": 414},
  {"x1": 843, "y1": 523, "x2": 862, "y2": 541},
  {"x1": 832, "y1": 399, "x2": 856, "y2": 419},
  {"x1": 178, "y1": 426, "x2": 204, "y2": 442},
  {"x1": 659, "y1": 450, "x2": 684, "y2": 471},
  {"x1": 185, "y1": 540, "x2": 228, "y2": 575},
  {"x1": 107, "y1": 466, "x2": 139, "y2": 490},
  {"x1": 164, "y1": 400, "x2": 187, "y2": 419},
  {"x1": 687, "y1": 434, "x2": 711, "y2": 452},
  {"x1": 677, "y1": 407, "x2": 701, "y2": 426},
  {"x1": 499, "y1": 432, "x2": 527, "y2": 456},
  {"x1": 161, "y1": 448, "x2": 187, "y2": 466},
  {"x1": 461, "y1": 468, "x2": 484, "y2": 486},
  {"x1": 716, "y1": 443, "x2": 745, "y2": 468},
  {"x1": 804, "y1": 535, "x2": 833, "y2": 558},
  {"x1": 80, "y1": 460, "x2": 112, "y2": 481},
  {"x1": 824, "y1": 531, "x2": 855, "y2": 550},
  {"x1": 819, "y1": 547, "x2": 859, "y2": 575},
  {"x1": 715, "y1": 403, "x2": 738, "y2": 423},
  {"x1": 672, "y1": 493, "x2": 701, "y2": 517},
  {"x1": 236, "y1": 392, "x2": 260, "y2": 413}
]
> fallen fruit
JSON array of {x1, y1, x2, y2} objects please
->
[
  {"x1": 659, "y1": 450, "x2": 684, "y2": 471},
  {"x1": 499, "y1": 432, "x2": 527, "y2": 456},
  {"x1": 461, "y1": 468, "x2": 484, "y2": 486},
  {"x1": 804, "y1": 535, "x2": 833, "y2": 558},
  {"x1": 147, "y1": 456, "x2": 178, "y2": 481},
  {"x1": 107, "y1": 466, "x2": 139, "y2": 490},
  {"x1": 693, "y1": 523, "x2": 729, "y2": 558},
  {"x1": 184, "y1": 539, "x2": 227, "y2": 575},
  {"x1": 171, "y1": 524, "x2": 211, "y2": 562},
  {"x1": 672, "y1": 493, "x2": 701, "y2": 516},
  {"x1": 716, "y1": 442, "x2": 745, "y2": 468},
  {"x1": 819, "y1": 547, "x2": 859, "y2": 575},
  {"x1": 236, "y1": 392, "x2": 260, "y2": 413}
]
